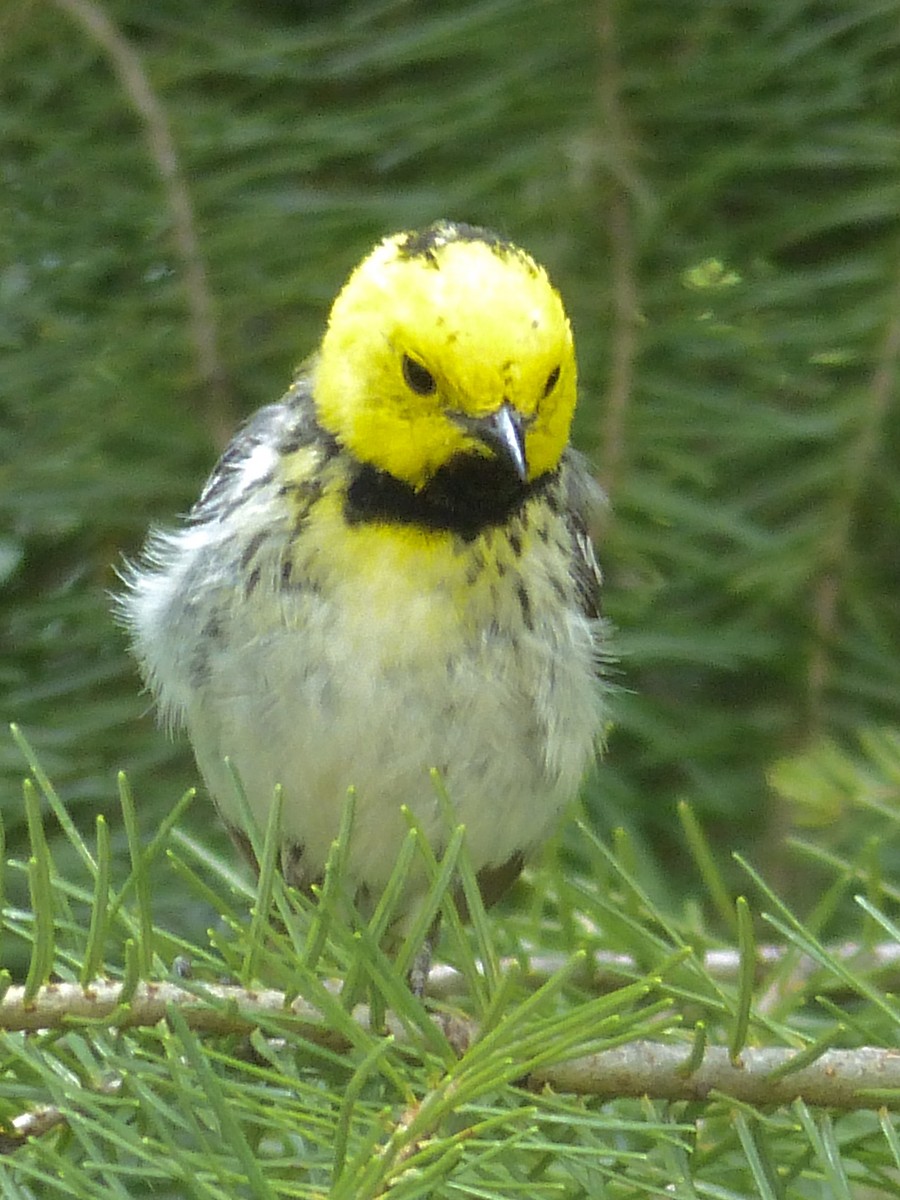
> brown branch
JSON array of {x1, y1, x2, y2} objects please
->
[
  {"x1": 807, "y1": 256, "x2": 900, "y2": 729},
  {"x1": 529, "y1": 1041, "x2": 900, "y2": 1111},
  {"x1": 595, "y1": 0, "x2": 642, "y2": 503},
  {"x1": 427, "y1": 939, "x2": 900, "y2": 999},
  {"x1": 2, "y1": 936, "x2": 897, "y2": 1035},
  {"x1": 6, "y1": 1038, "x2": 898, "y2": 1154},
  {"x1": 1, "y1": 1076, "x2": 122, "y2": 1151},
  {"x1": 4, "y1": 974, "x2": 900, "y2": 1154},
  {"x1": 50, "y1": 0, "x2": 233, "y2": 445},
  {"x1": 0, "y1": 978, "x2": 392, "y2": 1041}
]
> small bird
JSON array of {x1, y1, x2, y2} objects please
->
[{"x1": 120, "y1": 221, "x2": 609, "y2": 982}]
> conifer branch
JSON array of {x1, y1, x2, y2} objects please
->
[
  {"x1": 808, "y1": 252, "x2": 900, "y2": 728},
  {"x1": 594, "y1": 0, "x2": 642, "y2": 503},
  {"x1": 0, "y1": 978, "x2": 387, "y2": 1043},
  {"x1": 529, "y1": 1041, "x2": 900, "y2": 1111},
  {"x1": 3, "y1": 977, "x2": 900, "y2": 1155},
  {"x1": 1, "y1": 1076, "x2": 122, "y2": 1152},
  {"x1": 50, "y1": 0, "x2": 233, "y2": 445},
  {"x1": 4, "y1": 937, "x2": 898, "y2": 1036},
  {"x1": 427, "y1": 939, "x2": 900, "y2": 998}
]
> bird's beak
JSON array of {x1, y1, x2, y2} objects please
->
[{"x1": 465, "y1": 402, "x2": 528, "y2": 481}]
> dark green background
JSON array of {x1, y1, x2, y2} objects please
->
[{"x1": 3, "y1": 0, "x2": 899, "y2": 960}]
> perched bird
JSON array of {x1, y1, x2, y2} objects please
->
[{"x1": 120, "y1": 221, "x2": 609, "y2": 982}]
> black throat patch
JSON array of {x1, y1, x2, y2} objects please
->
[{"x1": 343, "y1": 454, "x2": 551, "y2": 542}]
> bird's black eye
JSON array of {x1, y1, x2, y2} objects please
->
[
  {"x1": 543, "y1": 365, "x2": 561, "y2": 398},
  {"x1": 402, "y1": 355, "x2": 437, "y2": 396}
]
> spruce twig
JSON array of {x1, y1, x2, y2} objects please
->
[
  {"x1": 594, "y1": 0, "x2": 643, "y2": 503},
  {"x1": 50, "y1": 0, "x2": 232, "y2": 443},
  {"x1": 807, "y1": 251, "x2": 900, "y2": 730}
]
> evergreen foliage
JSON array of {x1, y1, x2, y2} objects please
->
[
  {"x1": 2, "y1": 0, "x2": 900, "y2": 1192},
  {"x1": 3, "y1": 732, "x2": 900, "y2": 1195}
]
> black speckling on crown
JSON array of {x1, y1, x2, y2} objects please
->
[{"x1": 395, "y1": 221, "x2": 535, "y2": 273}]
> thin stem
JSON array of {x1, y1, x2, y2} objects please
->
[
  {"x1": 595, "y1": 0, "x2": 641, "y2": 503},
  {"x1": 51, "y1": 0, "x2": 233, "y2": 445},
  {"x1": 807, "y1": 254, "x2": 900, "y2": 729}
]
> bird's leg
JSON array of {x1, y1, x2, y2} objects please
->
[{"x1": 408, "y1": 917, "x2": 441, "y2": 998}]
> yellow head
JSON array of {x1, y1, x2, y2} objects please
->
[{"x1": 314, "y1": 222, "x2": 577, "y2": 489}]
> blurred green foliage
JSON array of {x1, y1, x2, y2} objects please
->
[{"x1": 2, "y1": 0, "x2": 900, "y2": 943}]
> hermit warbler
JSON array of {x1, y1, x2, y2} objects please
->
[{"x1": 121, "y1": 221, "x2": 609, "y2": 973}]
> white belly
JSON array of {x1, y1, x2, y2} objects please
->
[
  {"x1": 188, "y1": 580, "x2": 598, "y2": 897},
  {"x1": 183, "y1": 520, "x2": 602, "y2": 897},
  {"x1": 131, "y1": 491, "x2": 604, "y2": 918}
]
